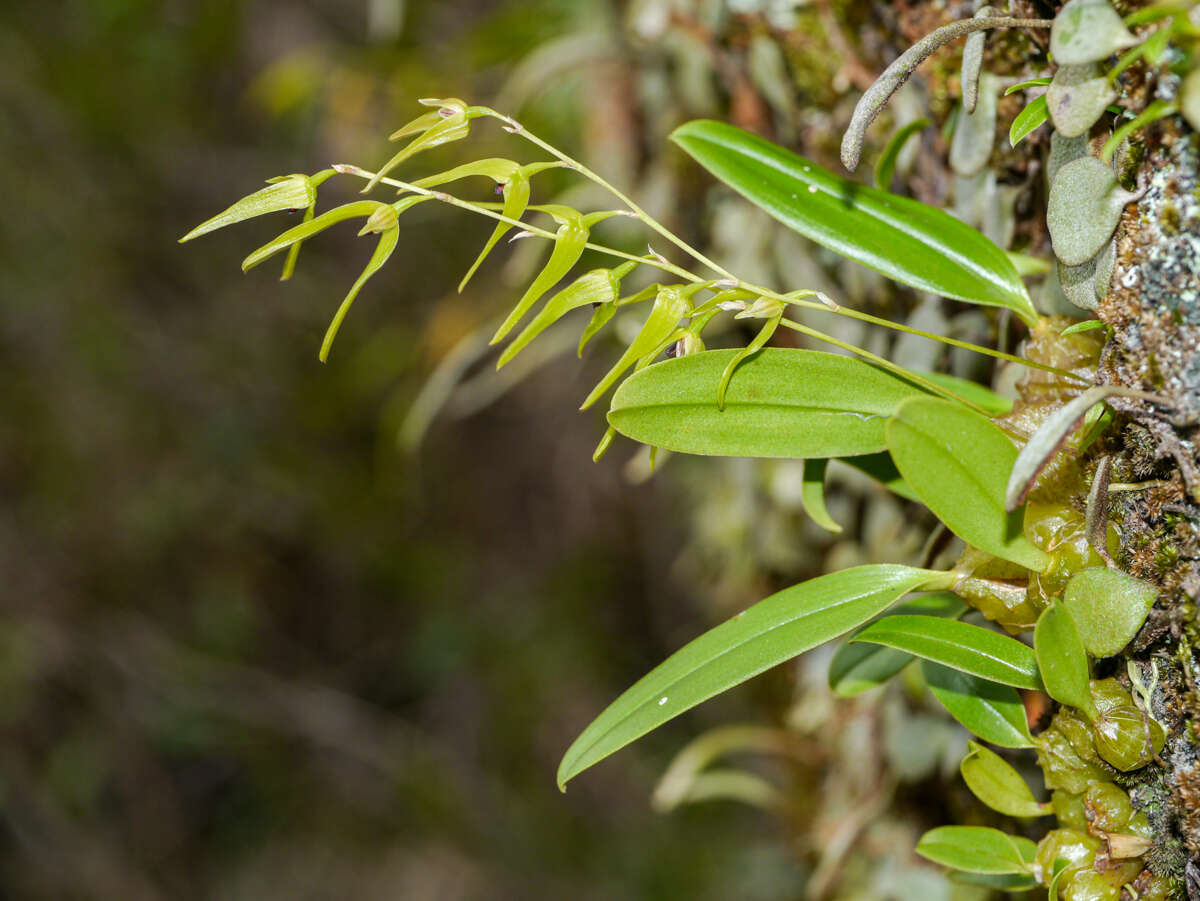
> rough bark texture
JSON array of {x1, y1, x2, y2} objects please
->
[
  {"x1": 869, "y1": 0, "x2": 1200, "y2": 890},
  {"x1": 1101, "y1": 120, "x2": 1200, "y2": 879}
]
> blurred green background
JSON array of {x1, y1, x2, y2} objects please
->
[{"x1": 0, "y1": 1, "x2": 814, "y2": 897}]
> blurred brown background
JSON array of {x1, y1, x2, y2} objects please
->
[{"x1": 0, "y1": 1, "x2": 815, "y2": 898}]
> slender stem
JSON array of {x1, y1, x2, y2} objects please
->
[
  {"x1": 336, "y1": 164, "x2": 1084, "y2": 385},
  {"x1": 778, "y1": 318, "x2": 992, "y2": 417},
  {"x1": 474, "y1": 108, "x2": 740, "y2": 282},
  {"x1": 796, "y1": 304, "x2": 1089, "y2": 382},
  {"x1": 333, "y1": 163, "x2": 702, "y2": 283}
]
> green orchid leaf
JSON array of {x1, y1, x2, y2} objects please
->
[
  {"x1": 1006, "y1": 251, "x2": 1051, "y2": 277},
  {"x1": 828, "y1": 592, "x2": 966, "y2": 697},
  {"x1": 853, "y1": 616, "x2": 1042, "y2": 689},
  {"x1": 492, "y1": 213, "x2": 590, "y2": 345},
  {"x1": 952, "y1": 872, "x2": 1040, "y2": 892},
  {"x1": 874, "y1": 118, "x2": 929, "y2": 190},
  {"x1": 923, "y1": 661, "x2": 1036, "y2": 749},
  {"x1": 557, "y1": 564, "x2": 950, "y2": 789},
  {"x1": 1010, "y1": 94, "x2": 1049, "y2": 147},
  {"x1": 1034, "y1": 602, "x2": 1098, "y2": 721},
  {"x1": 961, "y1": 742, "x2": 1052, "y2": 818},
  {"x1": 918, "y1": 372, "x2": 1013, "y2": 416},
  {"x1": 607, "y1": 348, "x2": 928, "y2": 459},
  {"x1": 916, "y1": 826, "x2": 1037, "y2": 875},
  {"x1": 670, "y1": 120, "x2": 1036, "y2": 325},
  {"x1": 181, "y1": 174, "x2": 317, "y2": 243},
  {"x1": 1047, "y1": 858, "x2": 1070, "y2": 901},
  {"x1": 1050, "y1": 0, "x2": 1137, "y2": 66},
  {"x1": 319, "y1": 224, "x2": 400, "y2": 362},
  {"x1": 1059, "y1": 320, "x2": 1108, "y2": 337},
  {"x1": 887, "y1": 397, "x2": 1050, "y2": 571},
  {"x1": 1063, "y1": 567, "x2": 1157, "y2": 658},
  {"x1": 581, "y1": 286, "x2": 692, "y2": 410},
  {"x1": 498, "y1": 263, "x2": 635, "y2": 368},
  {"x1": 1005, "y1": 77, "x2": 1052, "y2": 95},
  {"x1": 837, "y1": 452, "x2": 919, "y2": 501},
  {"x1": 801, "y1": 459, "x2": 842, "y2": 534}
]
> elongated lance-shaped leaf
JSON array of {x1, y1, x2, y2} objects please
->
[
  {"x1": 491, "y1": 211, "x2": 593, "y2": 345},
  {"x1": 828, "y1": 592, "x2": 966, "y2": 697},
  {"x1": 916, "y1": 826, "x2": 1037, "y2": 875},
  {"x1": 1010, "y1": 94, "x2": 1049, "y2": 147},
  {"x1": 242, "y1": 200, "x2": 400, "y2": 271},
  {"x1": 671, "y1": 120, "x2": 1037, "y2": 324},
  {"x1": 180, "y1": 174, "x2": 318, "y2": 243},
  {"x1": 607, "y1": 348, "x2": 929, "y2": 459},
  {"x1": 1004, "y1": 385, "x2": 1123, "y2": 511},
  {"x1": 319, "y1": 224, "x2": 400, "y2": 362},
  {"x1": 1034, "y1": 602, "x2": 1098, "y2": 721},
  {"x1": 557, "y1": 564, "x2": 951, "y2": 789},
  {"x1": 801, "y1": 459, "x2": 842, "y2": 534},
  {"x1": 887, "y1": 396, "x2": 1050, "y2": 572},
  {"x1": 961, "y1": 742, "x2": 1051, "y2": 817},
  {"x1": 923, "y1": 661, "x2": 1035, "y2": 748},
  {"x1": 852, "y1": 616, "x2": 1043, "y2": 689},
  {"x1": 498, "y1": 263, "x2": 636, "y2": 368},
  {"x1": 581, "y1": 286, "x2": 692, "y2": 410},
  {"x1": 717, "y1": 310, "x2": 781, "y2": 410},
  {"x1": 874, "y1": 118, "x2": 929, "y2": 190}
]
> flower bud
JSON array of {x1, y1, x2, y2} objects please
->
[
  {"x1": 734, "y1": 297, "x2": 785, "y2": 320},
  {"x1": 358, "y1": 204, "x2": 399, "y2": 235},
  {"x1": 676, "y1": 332, "x2": 705, "y2": 357}
]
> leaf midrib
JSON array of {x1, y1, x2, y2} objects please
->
[
  {"x1": 680, "y1": 128, "x2": 1016, "y2": 301},
  {"x1": 564, "y1": 582, "x2": 896, "y2": 775},
  {"x1": 861, "y1": 625, "x2": 1039, "y2": 687}
]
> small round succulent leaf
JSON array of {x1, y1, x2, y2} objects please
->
[
  {"x1": 1047, "y1": 64, "x2": 1116, "y2": 138},
  {"x1": 1047, "y1": 156, "x2": 1137, "y2": 266},
  {"x1": 1050, "y1": 0, "x2": 1138, "y2": 66}
]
